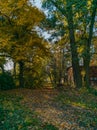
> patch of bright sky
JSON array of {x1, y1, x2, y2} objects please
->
[
  {"x1": 4, "y1": 58, "x2": 13, "y2": 71},
  {"x1": 30, "y1": 0, "x2": 42, "y2": 9},
  {"x1": 30, "y1": 0, "x2": 51, "y2": 40},
  {"x1": 30, "y1": 0, "x2": 48, "y2": 15}
]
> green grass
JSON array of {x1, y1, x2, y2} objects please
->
[
  {"x1": 0, "y1": 93, "x2": 58, "y2": 130},
  {"x1": 55, "y1": 88, "x2": 97, "y2": 128},
  {"x1": 56, "y1": 88, "x2": 97, "y2": 110},
  {"x1": 1, "y1": 88, "x2": 97, "y2": 129}
]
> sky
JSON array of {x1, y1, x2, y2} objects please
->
[
  {"x1": 30, "y1": 0, "x2": 42, "y2": 9},
  {"x1": 31, "y1": 0, "x2": 51, "y2": 40},
  {"x1": 4, "y1": 59, "x2": 13, "y2": 71}
]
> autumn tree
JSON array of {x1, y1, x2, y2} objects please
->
[
  {"x1": 72, "y1": 0, "x2": 97, "y2": 87},
  {"x1": 42, "y1": 0, "x2": 97, "y2": 88},
  {"x1": 0, "y1": 0, "x2": 48, "y2": 88},
  {"x1": 82, "y1": 0, "x2": 97, "y2": 88}
]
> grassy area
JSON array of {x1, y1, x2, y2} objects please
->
[
  {"x1": 55, "y1": 88, "x2": 97, "y2": 128},
  {"x1": 1, "y1": 88, "x2": 97, "y2": 129},
  {"x1": 0, "y1": 92, "x2": 58, "y2": 130},
  {"x1": 56, "y1": 88, "x2": 97, "y2": 110}
]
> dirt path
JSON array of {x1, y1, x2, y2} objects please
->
[{"x1": 11, "y1": 88, "x2": 96, "y2": 130}]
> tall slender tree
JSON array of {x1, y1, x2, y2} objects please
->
[{"x1": 42, "y1": 0, "x2": 97, "y2": 88}]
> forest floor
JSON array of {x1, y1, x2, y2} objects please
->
[{"x1": 0, "y1": 87, "x2": 97, "y2": 130}]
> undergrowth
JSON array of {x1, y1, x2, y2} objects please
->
[
  {"x1": 0, "y1": 93, "x2": 58, "y2": 130},
  {"x1": 55, "y1": 87, "x2": 97, "y2": 128}
]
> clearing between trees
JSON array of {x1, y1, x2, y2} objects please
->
[{"x1": 0, "y1": 88, "x2": 97, "y2": 130}]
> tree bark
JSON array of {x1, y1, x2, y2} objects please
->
[
  {"x1": 62, "y1": 48, "x2": 65, "y2": 84},
  {"x1": 84, "y1": 0, "x2": 97, "y2": 88},
  {"x1": 66, "y1": 1, "x2": 82, "y2": 88},
  {"x1": 19, "y1": 61, "x2": 24, "y2": 88},
  {"x1": 13, "y1": 62, "x2": 16, "y2": 79}
]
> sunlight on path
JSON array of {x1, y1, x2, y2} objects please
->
[
  {"x1": 5, "y1": 88, "x2": 96, "y2": 130},
  {"x1": 17, "y1": 89, "x2": 87, "y2": 130}
]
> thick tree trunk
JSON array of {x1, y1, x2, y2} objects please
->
[
  {"x1": 66, "y1": 2, "x2": 82, "y2": 88},
  {"x1": 19, "y1": 61, "x2": 24, "y2": 88},
  {"x1": 84, "y1": 0, "x2": 97, "y2": 88}
]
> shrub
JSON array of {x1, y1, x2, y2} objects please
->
[
  {"x1": 0, "y1": 72, "x2": 15, "y2": 90},
  {"x1": 24, "y1": 74, "x2": 45, "y2": 89}
]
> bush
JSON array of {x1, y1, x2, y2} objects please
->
[
  {"x1": 88, "y1": 88, "x2": 97, "y2": 96},
  {"x1": 0, "y1": 72, "x2": 15, "y2": 90},
  {"x1": 24, "y1": 74, "x2": 45, "y2": 89}
]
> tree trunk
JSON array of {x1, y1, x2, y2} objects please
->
[
  {"x1": 13, "y1": 62, "x2": 16, "y2": 79},
  {"x1": 58, "y1": 48, "x2": 62, "y2": 85},
  {"x1": 84, "y1": 54, "x2": 90, "y2": 88},
  {"x1": 66, "y1": 1, "x2": 82, "y2": 88},
  {"x1": 62, "y1": 48, "x2": 65, "y2": 84},
  {"x1": 84, "y1": 0, "x2": 97, "y2": 88},
  {"x1": 0, "y1": 65, "x2": 4, "y2": 74},
  {"x1": 53, "y1": 58, "x2": 57, "y2": 87},
  {"x1": 19, "y1": 61, "x2": 24, "y2": 88}
]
